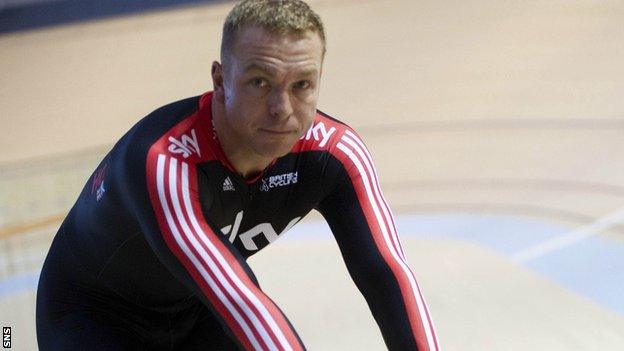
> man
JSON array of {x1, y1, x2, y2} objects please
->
[{"x1": 36, "y1": 0, "x2": 440, "y2": 350}]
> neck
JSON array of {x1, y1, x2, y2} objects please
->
[{"x1": 211, "y1": 98, "x2": 273, "y2": 180}]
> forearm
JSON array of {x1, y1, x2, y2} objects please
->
[
  {"x1": 129, "y1": 150, "x2": 306, "y2": 350},
  {"x1": 351, "y1": 252, "x2": 439, "y2": 351}
]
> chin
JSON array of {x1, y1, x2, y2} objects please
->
[{"x1": 256, "y1": 141, "x2": 295, "y2": 159}]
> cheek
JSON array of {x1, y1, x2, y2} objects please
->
[
  {"x1": 223, "y1": 85, "x2": 237, "y2": 114},
  {"x1": 228, "y1": 102, "x2": 265, "y2": 132},
  {"x1": 301, "y1": 98, "x2": 318, "y2": 121},
  {"x1": 224, "y1": 88, "x2": 250, "y2": 123},
  {"x1": 293, "y1": 104, "x2": 317, "y2": 134}
]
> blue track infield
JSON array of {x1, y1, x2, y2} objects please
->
[{"x1": 286, "y1": 214, "x2": 624, "y2": 317}]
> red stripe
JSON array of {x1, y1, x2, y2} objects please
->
[
  {"x1": 342, "y1": 134, "x2": 406, "y2": 263},
  {"x1": 177, "y1": 162, "x2": 285, "y2": 350},
  {"x1": 146, "y1": 154, "x2": 257, "y2": 350},
  {"x1": 141, "y1": 98, "x2": 288, "y2": 349},
  {"x1": 171, "y1": 160, "x2": 270, "y2": 350},
  {"x1": 417, "y1": 285, "x2": 439, "y2": 351},
  {"x1": 334, "y1": 142, "x2": 434, "y2": 350},
  {"x1": 343, "y1": 131, "x2": 407, "y2": 261},
  {"x1": 186, "y1": 161, "x2": 304, "y2": 350},
  {"x1": 350, "y1": 143, "x2": 439, "y2": 350},
  {"x1": 147, "y1": 157, "x2": 302, "y2": 349},
  {"x1": 140, "y1": 91, "x2": 310, "y2": 350},
  {"x1": 369, "y1": 175, "x2": 406, "y2": 260}
]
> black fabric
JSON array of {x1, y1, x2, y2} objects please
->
[
  {"x1": 36, "y1": 94, "x2": 423, "y2": 350},
  {"x1": 316, "y1": 168, "x2": 418, "y2": 350},
  {"x1": 36, "y1": 228, "x2": 231, "y2": 350}
]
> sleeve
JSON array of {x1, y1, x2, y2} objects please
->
[
  {"x1": 316, "y1": 129, "x2": 440, "y2": 351},
  {"x1": 121, "y1": 144, "x2": 305, "y2": 351}
]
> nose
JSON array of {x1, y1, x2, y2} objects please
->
[{"x1": 268, "y1": 89, "x2": 293, "y2": 120}]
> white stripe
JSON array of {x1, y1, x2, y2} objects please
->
[
  {"x1": 512, "y1": 205, "x2": 624, "y2": 263},
  {"x1": 336, "y1": 141, "x2": 437, "y2": 350},
  {"x1": 420, "y1": 285, "x2": 440, "y2": 348},
  {"x1": 344, "y1": 130, "x2": 407, "y2": 260},
  {"x1": 168, "y1": 159, "x2": 276, "y2": 350},
  {"x1": 179, "y1": 162, "x2": 293, "y2": 350},
  {"x1": 342, "y1": 133, "x2": 439, "y2": 348},
  {"x1": 155, "y1": 155, "x2": 262, "y2": 350},
  {"x1": 343, "y1": 131, "x2": 407, "y2": 261}
]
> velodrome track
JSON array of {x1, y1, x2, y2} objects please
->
[{"x1": 1, "y1": 0, "x2": 624, "y2": 349}]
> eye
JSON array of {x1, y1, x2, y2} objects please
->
[
  {"x1": 249, "y1": 77, "x2": 268, "y2": 88},
  {"x1": 294, "y1": 80, "x2": 311, "y2": 90}
]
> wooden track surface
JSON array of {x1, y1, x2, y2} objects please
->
[{"x1": 1, "y1": 0, "x2": 623, "y2": 349}]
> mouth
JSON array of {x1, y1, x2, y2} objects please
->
[{"x1": 259, "y1": 128, "x2": 295, "y2": 136}]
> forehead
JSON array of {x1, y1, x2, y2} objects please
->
[{"x1": 230, "y1": 26, "x2": 324, "y2": 72}]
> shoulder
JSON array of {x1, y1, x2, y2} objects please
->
[
  {"x1": 118, "y1": 93, "x2": 222, "y2": 166},
  {"x1": 295, "y1": 110, "x2": 371, "y2": 164},
  {"x1": 112, "y1": 95, "x2": 201, "y2": 157},
  {"x1": 147, "y1": 95, "x2": 202, "y2": 123},
  {"x1": 99, "y1": 95, "x2": 198, "y2": 179},
  {"x1": 102, "y1": 94, "x2": 218, "y2": 191},
  {"x1": 292, "y1": 110, "x2": 378, "y2": 196},
  {"x1": 128, "y1": 95, "x2": 203, "y2": 152},
  {"x1": 294, "y1": 109, "x2": 364, "y2": 153}
]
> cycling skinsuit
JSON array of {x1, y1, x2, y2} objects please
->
[{"x1": 36, "y1": 92, "x2": 439, "y2": 350}]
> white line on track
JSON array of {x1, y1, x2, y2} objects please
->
[{"x1": 511, "y1": 205, "x2": 624, "y2": 263}]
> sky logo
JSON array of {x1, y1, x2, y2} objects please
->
[{"x1": 168, "y1": 129, "x2": 201, "y2": 158}]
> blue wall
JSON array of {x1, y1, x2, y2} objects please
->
[{"x1": 0, "y1": 0, "x2": 225, "y2": 35}]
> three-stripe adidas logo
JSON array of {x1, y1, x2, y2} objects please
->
[{"x1": 222, "y1": 176, "x2": 235, "y2": 191}]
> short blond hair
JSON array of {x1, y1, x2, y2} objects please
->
[{"x1": 221, "y1": 0, "x2": 326, "y2": 65}]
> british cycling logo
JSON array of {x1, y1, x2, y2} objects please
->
[
  {"x1": 260, "y1": 171, "x2": 298, "y2": 192},
  {"x1": 91, "y1": 164, "x2": 107, "y2": 201},
  {"x1": 221, "y1": 211, "x2": 301, "y2": 251},
  {"x1": 301, "y1": 121, "x2": 336, "y2": 148},
  {"x1": 168, "y1": 129, "x2": 201, "y2": 158}
]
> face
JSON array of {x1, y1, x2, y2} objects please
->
[{"x1": 212, "y1": 25, "x2": 324, "y2": 160}]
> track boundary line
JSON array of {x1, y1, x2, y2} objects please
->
[{"x1": 511, "y1": 205, "x2": 624, "y2": 263}]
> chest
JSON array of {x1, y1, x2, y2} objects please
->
[{"x1": 197, "y1": 152, "x2": 329, "y2": 257}]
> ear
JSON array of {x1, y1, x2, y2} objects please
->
[{"x1": 211, "y1": 61, "x2": 225, "y2": 103}]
